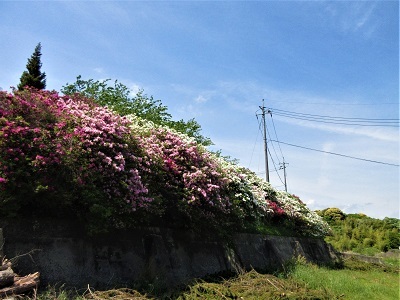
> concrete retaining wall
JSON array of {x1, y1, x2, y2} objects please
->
[
  {"x1": 1, "y1": 219, "x2": 339, "y2": 289},
  {"x1": 340, "y1": 252, "x2": 384, "y2": 264}
]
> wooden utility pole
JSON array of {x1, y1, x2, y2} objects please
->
[
  {"x1": 280, "y1": 159, "x2": 288, "y2": 192},
  {"x1": 259, "y1": 100, "x2": 270, "y2": 182}
]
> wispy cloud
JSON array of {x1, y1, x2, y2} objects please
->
[
  {"x1": 274, "y1": 117, "x2": 399, "y2": 143},
  {"x1": 354, "y1": 3, "x2": 375, "y2": 31},
  {"x1": 119, "y1": 79, "x2": 145, "y2": 97},
  {"x1": 94, "y1": 67, "x2": 105, "y2": 75},
  {"x1": 61, "y1": 1, "x2": 132, "y2": 26},
  {"x1": 323, "y1": 1, "x2": 378, "y2": 38},
  {"x1": 194, "y1": 95, "x2": 208, "y2": 104}
]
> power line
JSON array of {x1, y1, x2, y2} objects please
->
[
  {"x1": 256, "y1": 102, "x2": 289, "y2": 189},
  {"x1": 269, "y1": 108, "x2": 399, "y2": 127},
  {"x1": 271, "y1": 140, "x2": 399, "y2": 167},
  {"x1": 267, "y1": 147, "x2": 285, "y2": 187},
  {"x1": 271, "y1": 112, "x2": 399, "y2": 127},
  {"x1": 269, "y1": 112, "x2": 289, "y2": 191},
  {"x1": 269, "y1": 113, "x2": 284, "y2": 159},
  {"x1": 265, "y1": 115, "x2": 282, "y2": 165},
  {"x1": 270, "y1": 101, "x2": 398, "y2": 106},
  {"x1": 271, "y1": 108, "x2": 399, "y2": 121},
  {"x1": 249, "y1": 114, "x2": 262, "y2": 169}
]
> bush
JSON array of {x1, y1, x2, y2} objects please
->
[{"x1": 0, "y1": 88, "x2": 330, "y2": 237}]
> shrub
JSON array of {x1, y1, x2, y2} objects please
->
[{"x1": 0, "y1": 88, "x2": 330, "y2": 237}]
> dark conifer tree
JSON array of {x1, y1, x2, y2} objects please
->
[{"x1": 18, "y1": 43, "x2": 46, "y2": 90}]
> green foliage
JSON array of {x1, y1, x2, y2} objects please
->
[
  {"x1": 318, "y1": 207, "x2": 346, "y2": 221},
  {"x1": 61, "y1": 76, "x2": 212, "y2": 146},
  {"x1": 18, "y1": 43, "x2": 46, "y2": 90},
  {"x1": 320, "y1": 208, "x2": 400, "y2": 254}
]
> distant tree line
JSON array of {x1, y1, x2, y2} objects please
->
[{"x1": 316, "y1": 208, "x2": 399, "y2": 255}]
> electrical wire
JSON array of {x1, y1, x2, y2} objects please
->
[
  {"x1": 256, "y1": 107, "x2": 287, "y2": 188},
  {"x1": 269, "y1": 113, "x2": 285, "y2": 159},
  {"x1": 271, "y1": 108, "x2": 399, "y2": 121},
  {"x1": 270, "y1": 140, "x2": 399, "y2": 167},
  {"x1": 265, "y1": 117, "x2": 282, "y2": 166},
  {"x1": 272, "y1": 113, "x2": 399, "y2": 127},
  {"x1": 255, "y1": 114, "x2": 264, "y2": 174},
  {"x1": 270, "y1": 101, "x2": 398, "y2": 106},
  {"x1": 248, "y1": 113, "x2": 261, "y2": 168},
  {"x1": 267, "y1": 147, "x2": 285, "y2": 186},
  {"x1": 269, "y1": 108, "x2": 399, "y2": 127}
]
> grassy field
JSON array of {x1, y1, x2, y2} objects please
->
[
  {"x1": 34, "y1": 256, "x2": 399, "y2": 300},
  {"x1": 290, "y1": 259, "x2": 399, "y2": 300}
]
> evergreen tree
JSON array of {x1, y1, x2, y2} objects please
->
[{"x1": 18, "y1": 43, "x2": 46, "y2": 90}]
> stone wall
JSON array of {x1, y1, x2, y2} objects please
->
[{"x1": 1, "y1": 219, "x2": 339, "y2": 289}]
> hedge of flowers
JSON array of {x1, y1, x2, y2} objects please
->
[{"x1": 0, "y1": 88, "x2": 330, "y2": 237}]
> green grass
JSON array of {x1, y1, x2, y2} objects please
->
[
  {"x1": 291, "y1": 262, "x2": 399, "y2": 300},
  {"x1": 383, "y1": 256, "x2": 400, "y2": 268}
]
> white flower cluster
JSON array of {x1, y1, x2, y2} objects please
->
[{"x1": 125, "y1": 113, "x2": 330, "y2": 237}]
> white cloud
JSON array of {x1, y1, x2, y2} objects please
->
[
  {"x1": 322, "y1": 2, "x2": 378, "y2": 37},
  {"x1": 194, "y1": 95, "x2": 208, "y2": 103},
  {"x1": 117, "y1": 78, "x2": 145, "y2": 97},
  {"x1": 61, "y1": 1, "x2": 132, "y2": 26},
  {"x1": 354, "y1": 2, "x2": 376, "y2": 31},
  {"x1": 129, "y1": 83, "x2": 142, "y2": 96},
  {"x1": 94, "y1": 67, "x2": 105, "y2": 75}
]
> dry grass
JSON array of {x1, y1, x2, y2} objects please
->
[
  {"x1": 84, "y1": 287, "x2": 152, "y2": 300},
  {"x1": 175, "y1": 269, "x2": 335, "y2": 299},
  {"x1": 78, "y1": 269, "x2": 335, "y2": 300}
]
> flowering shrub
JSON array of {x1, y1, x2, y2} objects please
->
[
  {"x1": 0, "y1": 89, "x2": 68, "y2": 210},
  {"x1": 0, "y1": 88, "x2": 330, "y2": 237},
  {"x1": 0, "y1": 89, "x2": 151, "y2": 232},
  {"x1": 127, "y1": 116, "x2": 232, "y2": 228}
]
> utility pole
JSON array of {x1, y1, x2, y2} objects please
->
[
  {"x1": 280, "y1": 159, "x2": 288, "y2": 192},
  {"x1": 259, "y1": 99, "x2": 270, "y2": 182}
]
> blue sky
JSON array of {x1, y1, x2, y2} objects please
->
[{"x1": 1, "y1": 1, "x2": 398, "y2": 219}]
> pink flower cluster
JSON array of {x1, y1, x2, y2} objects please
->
[
  {"x1": 136, "y1": 129, "x2": 231, "y2": 215},
  {"x1": 59, "y1": 96, "x2": 152, "y2": 210},
  {"x1": 0, "y1": 90, "x2": 67, "y2": 189},
  {"x1": 0, "y1": 89, "x2": 151, "y2": 211},
  {"x1": 267, "y1": 200, "x2": 286, "y2": 217}
]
